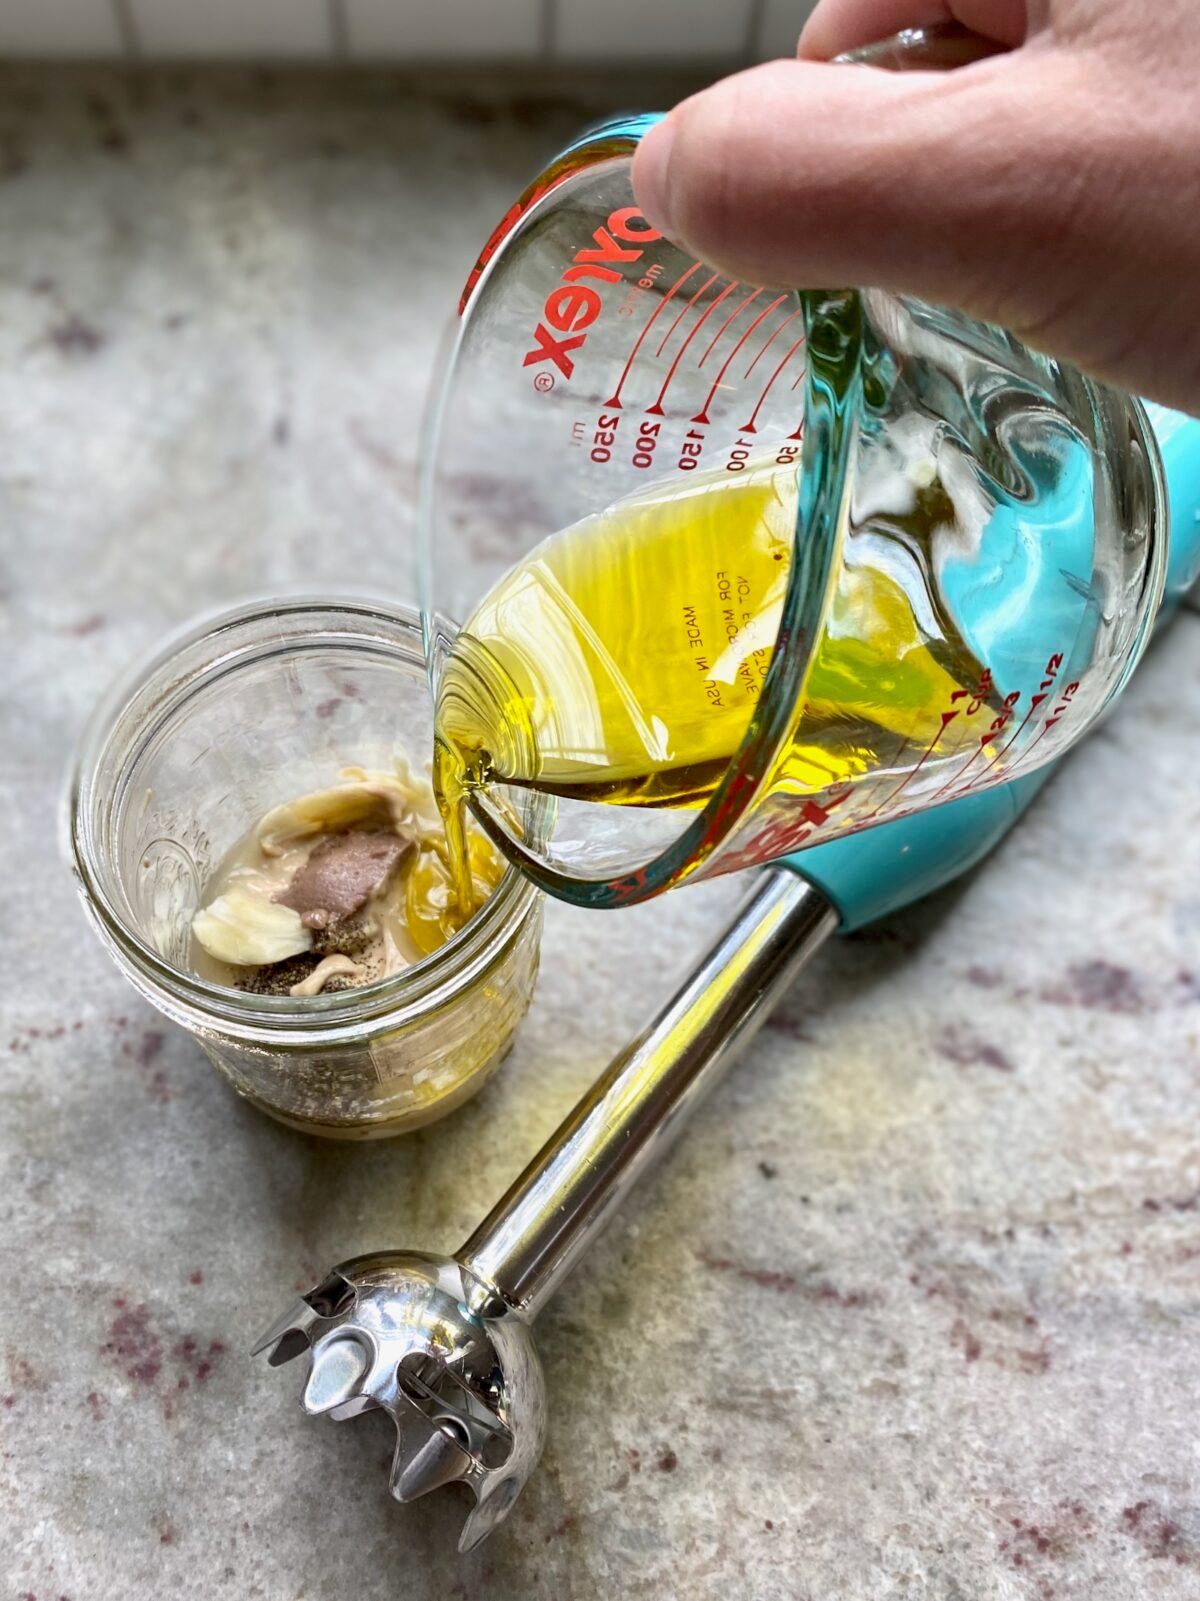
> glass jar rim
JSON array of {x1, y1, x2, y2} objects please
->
[{"x1": 67, "y1": 593, "x2": 541, "y2": 1047}]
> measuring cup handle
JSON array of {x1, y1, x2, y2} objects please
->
[
  {"x1": 456, "y1": 869, "x2": 837, "y2": 1322},
  {"x1": 839, "y1": 21, "x2": 1007, "y2": 71}
]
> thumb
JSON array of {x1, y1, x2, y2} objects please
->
[
  {"x1": 630, "y1": 53, "x2": 1200, "y2": 410},
  {"x1": 631, "y1": 55, "x2": 1073, "y2": 307}
]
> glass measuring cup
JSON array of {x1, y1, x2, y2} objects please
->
[{"x1": 420, "y1": 31, "x2": 1166, "y2": 909}]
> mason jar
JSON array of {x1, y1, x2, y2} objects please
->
[{"x1": 67, "y1": 598, "x2": 543, "y2": 1138}]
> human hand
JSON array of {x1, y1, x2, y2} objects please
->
[{"x1": 632, "y1": 1, "x2": 1200, "y2": 413}]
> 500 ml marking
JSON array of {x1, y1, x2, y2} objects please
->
[
  {"x1": 632, "y1": 419, "x2": 661, "y2": 469},
  {"x1": 522, "y1": 207, "x2": 662, "y2": 383}
]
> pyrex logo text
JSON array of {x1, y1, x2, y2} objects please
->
[{"x1": 522, "y1": 206, "x2": 662, "y2": 382}]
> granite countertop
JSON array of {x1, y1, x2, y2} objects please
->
[{"x1": 3, "y1": 65, "x2": 1200, "y2": 1601}]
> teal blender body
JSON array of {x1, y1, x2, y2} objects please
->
[{"x1": 794, "y1": 398, "x2": 1200, "y2": 931}]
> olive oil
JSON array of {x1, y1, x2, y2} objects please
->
[{"x1": 433, "y1": 455, "x2": 992, "y2": 898}]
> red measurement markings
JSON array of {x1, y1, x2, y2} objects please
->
[
  {"x1": 928, "y1": 685, "x2": 1024, "y2": 797},
  {"x1": 677, "y1": 426, "x2": 705, "y2": 471},
  {"x1": 697, "y1": 288, "x2": 762, "y2": 369},
  {"x1": 741, "y1": 332, "x2": 808, "y2": 434},
  {"x1": 1009, "y1": 720, "x2": 1052, "y2": 774},
  {"x1": 647, "y1": 280, "x2": 741, "y2": 416},
  {"x1": 785, "y1": 370, "x2": 809, "y2": 436},
  {"x1": 866, "y1": 672, "x2": 996, "y2": 820},
  {"x1": 861, "y1": 719, "x2": 955, "y2": 822},
  {"x1": 691, "y1": 294, "x2": 787, "y2": 427},
  {"x1": 960, "y1": 652, "x2": 1069, "y2": 794},
  {"x1": 722, "y1": 783, "x2": 855, "y2": 871},
  {"x1": 590, "y1": 411, "x2": 620, "y2": 464},
  {"x1": 927, "y1": 676, "x2": 1008, "y2": 802},
  {"x1": 743, "y1": 307, "x2": 803, "y2": 380},
  {"x1": 930, "y1": 744, "x2": 989, "y2": 804},
  {"x1": 653, "y1": 271, "x2": 719, "y2": 360},
  {"x1": 604, "y1": 262, "x2": 704, "y2": 410},
  {"x1": 1005, "y1": 678, "x2": 1080, "y2": 778},
  {"x1": 1041, "y1": 676, "x2": 1079, "y2": 731}
]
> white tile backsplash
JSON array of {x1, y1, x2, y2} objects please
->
[
  {"x1": 131, "y1": 0, "x2": 333, "y2": 58},
  {"x1": 555, "y1": 0, "x2": 751, "y2": 59},
  {"x1": 346, "y1": 0, "x2": 543, "y2": 60},
  {"x1": 755, "y1": 0, "x2": 818, "y2": 59},
  {"x1": 0, "y1": 0, "x2": 823, "y2": 63},
  {"x1": 0, "y1": 0, "x2": 123, "y2": 57}
]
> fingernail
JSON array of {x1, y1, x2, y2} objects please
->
[{"x1": 633, "y1": 115, "x2": 677, "y2": 240}]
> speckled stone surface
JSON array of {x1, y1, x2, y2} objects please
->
[{"x1": 3, "y1": 64, "x2": 1200, "y2": 1601}]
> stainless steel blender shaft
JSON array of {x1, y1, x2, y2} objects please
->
[
  {"x1": 458, "y1": 869, "x2": 837, "y2": 1322},
  {"x1": 256, "y1": 866, "x2": 836, "y2": 1549}
]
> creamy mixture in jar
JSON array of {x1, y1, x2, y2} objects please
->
[{"x1": 190, "y1": 761, "x2": 504, "y2": 996}]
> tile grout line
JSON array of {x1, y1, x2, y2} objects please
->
[
  {"x1": 540, "y1": 0, "x2": 557, "y2": 62},
  {"x1": 744, "y1": 0, "x2": 767, "y2": 63},
  {"x1": 111, "y1": 0, "x2": 140, "y2": 60},
  {"x1": 327, "y1": 0, "x2": 350, "y2": 60}
]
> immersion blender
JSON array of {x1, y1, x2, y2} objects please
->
[{"x1": 253, "y1": 396, "x2": 1200, "y2": 1548}]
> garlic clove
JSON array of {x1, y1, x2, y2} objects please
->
[
  {"x1": 255, "y1": 784, "x2": 394, "y2": 856},
  {"x1": 192, "y1": 885, "x2": 313, "y2": 967}
]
